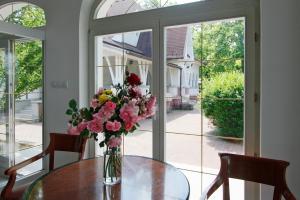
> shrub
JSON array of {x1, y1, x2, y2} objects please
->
[{"x1": 202, "y1": 72, "x2": 244, "y2": 138}]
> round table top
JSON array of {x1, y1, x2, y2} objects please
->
[{"x1": 23, "y1": 156, "x2": 190, "y2": 200}]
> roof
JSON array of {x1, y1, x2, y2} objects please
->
[
  {"x1": 106, "y1": 0, "x2": 142, "y2": 17},
  {"x1": 103, "y1": 0, "x2": 188, "y2": 60}
]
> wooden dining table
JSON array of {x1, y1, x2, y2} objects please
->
[{"x1": 23, "y1": 156, "x2": 190, "y2": 200}]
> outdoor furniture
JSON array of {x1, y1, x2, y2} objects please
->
[
  {"x1": 1, "y1": 133, "x2": 87, "y2": 200},
  {"x1": 200, "y1": 153, "x2": 296, "y2": 200},
  {"x1": 22, "y1": 156, "x2": 190, "y2": 200}
]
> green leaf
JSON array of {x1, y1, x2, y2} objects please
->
[
  {"x1": 69, "y1": 99, "x2": 77, "y2": 110},
  {"x1": 81, "y1": 129, "x2": 89, "y2": 137},
  {"x1": 82, "y1": 108, "x2": 93, "y2": 120},
  {"x1": 65, "y1": 109, "x2": 73, "y2": 115}
]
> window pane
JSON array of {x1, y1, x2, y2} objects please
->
[
  {"x1": 0, "y1": 3, "x2": 46, "y2": 28},
  {"x1": 96, "y1": 0, "x2": 204, "y2": 19},
  {"x1": 14, "y1": 39, "x2": 43, "y2": 176},
  {"x1": 165, "y1": 18, "x2": 246, "y2": 200},
  {"x1": 181, "y1": 170, "x2": 202, "y2": 200},
  {"x1": 166, "y1": 133, "x2": 201, "y2": 171},
  {"x1": 202, "y1": 135, "x2": 243, "y2": 174},
  {"x1": 95, "y1": 30, "x2": 153, "y2": 158}
]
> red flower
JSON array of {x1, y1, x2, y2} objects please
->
[{"x1": 127, "y1": 73, "x2": 141, "y2": 86}]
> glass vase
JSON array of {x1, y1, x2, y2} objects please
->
[{"x1": 103, "y1": 146, "x2": 122, "y2": 185}]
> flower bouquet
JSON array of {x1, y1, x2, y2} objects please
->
[{"x1": 66, "y1": 71, "x2": 156, "y2": 185}]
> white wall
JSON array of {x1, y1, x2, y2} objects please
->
[
  {"x1": 261, "y1": 0, "x2": 300, "y2": 198},
  {"x1": 37, "y1": 0, "x2": 93, "y2": 166}
]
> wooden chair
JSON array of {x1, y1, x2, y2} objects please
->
[
  {"x1": 1, "y1": 133, "x2": 87, "y2": 200},
  {"x1": 201, "y1": 153, "x2": 296, "y2": 200}
]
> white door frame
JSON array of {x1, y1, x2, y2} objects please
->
[
  {"x1": 0, "y1": 21, "x2": 45, "y2": 40},
  {"x1": 0, "y1": 22, "x2": 45, "y2": 175},
  {"x1": 89, "y1": 0, "x2": 260, "y2": 198}
]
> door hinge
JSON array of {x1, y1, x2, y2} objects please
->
[{"x1": 254, "y1": 32, "x2": 259, "y2": 42}]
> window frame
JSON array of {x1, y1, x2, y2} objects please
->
[
  {"x1": 89, "y1": 0, "x2": 260, "y2": 199},
  {"x1": 0, "y1": 2, "x2": 46, "y2": 186}
]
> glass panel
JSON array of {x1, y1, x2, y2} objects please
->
[
  {"x1": 96, "y1": 0, "x2": 204, "y2": 19},
  {"x1": 95, "y1": 30, "x2": 153, "y2": 158},
  {"x1": 165, "y1": 18, "x2": 245, "y2": 199},
  {"x1": 0, "y1": 2, "x2": 46, "y2": 28},
  {"x1": 0, "y1": 37, "x2": 13, "y2": 185},
  {"x1": 181, "y1": 170, "x2": 202, "y2": 200},
  {"x1": 13, "y1": 39, "x2": 43, "y2": 176},
  {"x1": 165, "y1": 24, "x2": 201, "y2": 171},
  {"x1": 166, "y1": 133, "x2": 201, "y2": 171},
  {"x1": 202, "y1": 135, "x2": 243, "y2": 174},
  {"x1": 124, "y1": 130, "x2": 152, "y2": 157},
  {"x1": 0, "y1": 49, "x2": 8, "y2": 125},
  {"x1": 166, "y1": 106, "x2": 201, "y2": 135}
]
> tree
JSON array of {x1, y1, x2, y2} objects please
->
[
  {"x1": 5, "y1": 5, "x2": 45, "y2": 28},
  {"x1": 193, "y1": 19, "x2": 245, "y2": 79}
]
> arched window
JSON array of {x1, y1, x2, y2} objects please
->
[
  {"x1": 95, "y1": 0, "x2": 201, "y2": 18},
  {"x1": 0, "y1": 2, "x2": 46, "y2": 28}
]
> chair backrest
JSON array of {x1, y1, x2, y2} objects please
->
[
  {"x1": 0, "y1": 133, "x2": 88, "y2": 200},
  {"x1": 48, "y1": 133, "x2": 87, "y2": 170},
  {"x1": 217, "y1": 153, "x2": 295, "y2": 200}
]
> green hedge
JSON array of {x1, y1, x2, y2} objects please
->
[{"x1": 202, "y1": 72, "x2": 244, "y2": 138}]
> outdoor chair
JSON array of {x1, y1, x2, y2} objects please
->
[
  {"x1": 1, "y1": 133, "x2": 87, "y2": 200},
  {"x1": 200, "y1": 153, "x2": 296, "y2": 200}
]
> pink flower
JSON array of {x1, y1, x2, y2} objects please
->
[
  {"x1": 104, "y1": 101, "x2": 116, "y2": 111},
  {"x1": 107, "y1": 136, "x2": 122, "y2": 148},
  {"x1": 87, "y1": 118, "x2": 103, "y2": 133},
  {"x1": 106, "y1": 120, "x2": 121, "y2": 132},
  {"x1": 94, "y1": 102, "x2": 116, "y2": 122},
  {"x1": 147, "y1": 96, "x2": 156, "y2": 110},
  {"x1": 145, "y1": 96, "x2": 156, "y2": 117},
  {"x1": 125, "y1": 122, "x2": 134, "y2": 131},
  {"x1": 77, "y1": 121, "x2": 88, "y2": 132},
  {"x1": 90, "y1": 99, "x2": 98, "y2": 108},
  {"x1": 67, "y1": 124, "x2": 80, "y2": 135},
  {"x1": 120, "y1": 100, "x2": 139, "y2": 125}
]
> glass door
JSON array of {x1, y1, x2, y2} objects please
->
[
  {"x1": 94, "y1": 29, "x2": 154, "y2": 158},
  {"x1": 90, "y1": 1, "x2": 259, "y2": 199},
  {"x1": 0, "y1": 33, "x2": 43, "y2": 186},
  {"x1": 164, "y1": 18, "x2": 246, "y2": 199}
]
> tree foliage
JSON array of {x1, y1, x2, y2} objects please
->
[
  {"x1": 202, "y1": 72, "x2": 244, "y2": 138},
  {"x1": 5, "y1": 5, "x2": 45, "y2": 28},
  {"x1": 193, "y1": 19, "x2": 245, "y2": 78}
]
